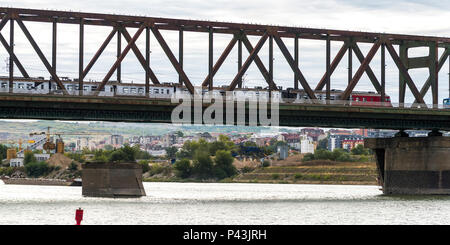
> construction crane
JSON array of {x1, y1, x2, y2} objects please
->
[{"x1": 29, "y1": 127, "x2": 111, "y2": 153}]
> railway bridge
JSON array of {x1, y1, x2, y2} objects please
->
[{"x1": 1, "y1": 7, "x2": 450, "y2": 194}]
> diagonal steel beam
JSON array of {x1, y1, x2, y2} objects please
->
[
  {"x1": 0, "y1": 14, "x2": 8, "y2": 31},
  {"x1": 385, "y1": 40, "x2": 426, "y2": 105},
  {"x1": 351, "y1": 43, "x2": 383, "y2": 93},
  {"x1": 413, "y1": 48, "x2": 449, "y2": 103},
  {"x1": 119, "y1": 26, "x2": 160, "y2": 84},
  {"x1": 201, "y1": 35, "x2": 238, "y2": 87},
  {"x1": 315, "y1": 42, "x2": 349, "y2": 91},
  {"x1": 15, "y1": 18, "x2": 67, "y2": 94},
  {"x1": 82, "y1": 26, "x2": 117, "y2": 79},
  {"x1": 272, "y1": 33, "x2": 317, "y2": 100},
  {"x1": 227, "y1": 32, "x2": 269, "y2": 91},
  {"x1": 241, "y1": 34, "x2": 277, "y2": 90},
  {"x1": 96, "y1": 25, "x2": 145, "y2": 92},
  {"x1": 341, "y1": 40, "x2": 381, "y2": 100},
  {"x1": 151, "y1": 26, "x2": 195, "y2": 94},
  {"x1": 0, "y1": 33, "x2": 29, "y2": 78}
]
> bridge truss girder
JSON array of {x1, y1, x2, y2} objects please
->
[{"x1": 0, "y1": 8, "x2": 449, "y2": 105}]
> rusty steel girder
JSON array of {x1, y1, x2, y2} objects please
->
[{"x1": 0, "y1": 7, "x2": 449, "y2": 106}]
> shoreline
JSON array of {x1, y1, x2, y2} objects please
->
[
  {"x1": 1, "y1": 177, "x2": 81, "y2": 186},
  {"x1": 142, "y1": 178, "x2": 378, "y2": 186}
]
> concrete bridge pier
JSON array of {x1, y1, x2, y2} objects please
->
[{"x1": 365, "y1": 134, "x2": 450, "y2": 195}]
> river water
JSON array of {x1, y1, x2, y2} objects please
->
[{"x1": 1, "y1": 181, "x2": 450, "y2": 225}]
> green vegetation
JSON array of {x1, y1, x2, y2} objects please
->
[
  {"x1": 76, "y1": 144, "x2": 151, "y2": 163},
  {"x1": 302, "y1": 146, "x2": 373, "y2": 163},
  {"x1": 165, "y1": 146, "x2": 178, "y2": 159},
  {"x1": 0, "y1": 166, "x2": 15, "y2": 176},
  {"x1": 0, "y1": 144, "x2": 7, "y2": 160},
  {"x1": 170, "y1": 136, "x2": 238, "y2": 180},
  {"x1": 317, "y1": 138, "x2": 328, "y2": 150},
  {"x1": 138, "y1": 160, "x2": 150, "y2": 173},
  {"x1": 25, "y1": 161, "x2": 53, "y2": 177},
  {"x1": 21, "y1": 152, "x2": 57, "y2": 177},
  {"x1": 68, "y1": 162, "x2": 78, "y2": 171}
]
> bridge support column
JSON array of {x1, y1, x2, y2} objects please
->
[
  {"x1": 82, "y1": 162, "x2": 146, "y2": 198},
  {"x1": 365, "y1": 135, "x2": 450, "y2": 195}
]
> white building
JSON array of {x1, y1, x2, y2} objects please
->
[
  {"x1": 35, "y1": 154, "x2": 51, "y2": 162},
  {"x1": 9, "y1": 158, "x2": 24, "y2": 167},
  {"x1": 148, "y1": 150, "x2": 166, "y2": 157},
  {"x1": 300, "y1": 135, "x2": 315, "y2": 154}
]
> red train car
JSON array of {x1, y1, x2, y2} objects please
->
[{"x1": 349, "y1": 92, "x2": 392, "y2": 107}]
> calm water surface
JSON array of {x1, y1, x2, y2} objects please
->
[{"x1": 1, "y1": 181, "x2": 449, "y2": 225}]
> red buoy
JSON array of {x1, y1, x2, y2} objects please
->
[{"x1": 75, "y1": 208, "x2": 84, "y2": 225}]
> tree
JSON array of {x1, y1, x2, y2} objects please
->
[
  {"x1": 68, "y1": 162, "x2": 78, "y2": 171},
  {"x1": 138, "y1": 160, "x2": 150, "y2": 173},
  {"x1": 208, "y1": 141, "x2": 226, "y2": 156},
  {"x1": 317, "y1": 138, "x2": 328, "y2": 150},
  {"x1": 120, "y1": 144, "x2": 137, "y2": 162},
  {"x1": 173, "y1": 159, "x2": 192, "y2": 178},
  {"x1": 0, "y1": 144, "x2": 8, "y2": 160},
  {"x1": 213, "y1": 150, "x2": 237, "y2": 179},
  {"x1": 351, "y1": 144, "x2": 369, "y2": 155},
  {"x1": 175, "y1": 131, "x2": 184, "y2": 137},
  {"x1": 165, "y1": 146, "x2": 178, "y2": 159},
  {"x1": 66, "y1": 152, "x2": 85, "y2": 163},
  {"x1": 24, "y1": 152, "x2": 37, "y2": 165},
  {"x1": 109, "y1": 150, "x2": 128, "y2": 163},
  {"x1": 25, "y1": 161, "x2": 51, "y2": 177},
  {"x1": 302, "y1": 153, "x2": 315, "y2": 162},
  {"x1": 192, "y1": 150, "x2": 214, "y2": 179}
]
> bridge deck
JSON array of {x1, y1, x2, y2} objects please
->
[{"x1": 0, "y1": 93, "x2": 449, "y2": 130}]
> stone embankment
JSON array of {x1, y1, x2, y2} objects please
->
[{"x1": 1, "y1": 177, "x2": 74, "y2": 186}]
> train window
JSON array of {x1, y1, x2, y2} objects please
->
[
  {"x1": 167, "y1": 89, "x2": 170, "y2": 94},
  {"x1": 41, "y1": 85, "x2": 44, "y2": 89},
  {"x1": 67, "y1": 85, "x2": 73, "y2": 91},
  {"x1": 154, "y1": 89, "x2": 159, "y2": 94},
  {"x1": 1, "y1": 82, "x2": 7, "y2": 88},
  {"x1": 83, "y1": 86, "x2": 89, "y2": 91},
  {"x1": 138, "y1": 88, "x2": 144, "y2": 94},
  {"x1": 27, "y1": 84, "x2": 33, "y2": 90},
  {"x1": 363, "y1": 98, "x2": 367, "y2": 102},
  {"x1": 130, "y1": 88, "x2": 137, "y2": 93},
  {"x1": 355, "y1": 97, "x2": 359, "y2": 101},
  {"x1": 123, "y1": 87, "x2": 129, "y2": 93},
  {"x1": 18, "y1": 83, "x2": 24, "y2": 89},
  {"x1": 91, "y1": 86, "x2": 97, "y2": 91}
]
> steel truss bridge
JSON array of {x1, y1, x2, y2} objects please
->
[{"x1": 0, "y1": 7, "x2": 449, "y2": 130}]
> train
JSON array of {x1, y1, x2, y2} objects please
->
[{"x1": 0, "y1": 76, "x2": 392, "y2": 106}]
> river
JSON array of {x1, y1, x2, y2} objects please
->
[{"x1": 1, "y1": 181, "x2": 450, "y2": 225}]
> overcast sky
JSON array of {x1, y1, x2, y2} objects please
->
[{"x1": 0, "y1": 0, "x2": 449, "y2": 104}]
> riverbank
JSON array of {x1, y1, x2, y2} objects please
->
[
  {"x1": 1, "y1": 177, "x2": 81, "y2": 186},
  {"x1": 143, "y1": 160, "x2": 378, "y2": 185}
]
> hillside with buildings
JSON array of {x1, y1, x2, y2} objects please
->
[{"x1": 1, "y1": 119, "x2": 446, "y2": 185}]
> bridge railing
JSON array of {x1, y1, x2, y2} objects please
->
[{"x1": 1, "y1": 89, "x2": 448, "y2": 110}]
